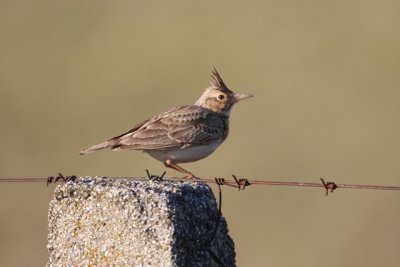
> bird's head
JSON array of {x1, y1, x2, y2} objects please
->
[{"x1": 195, "y1": 69, "x2": 253, "y2": 115}]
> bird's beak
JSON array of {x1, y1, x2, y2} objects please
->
[{"x1": 233, "y1": 93, "x2": 253, "y2": 103}]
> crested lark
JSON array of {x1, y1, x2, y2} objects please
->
[{"x1": 80, "y1": 69, "x2": 252, "y2": 178}]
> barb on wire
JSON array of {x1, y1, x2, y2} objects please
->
[
  {"x1": 232, "y1": 175, "x2": 251, "y2": 191},
  {"x1": 145, "y1": 169, "x2": 166, "y2": 182},
  {"x1": 47, "y1": 173, "x2": 77, "y2": 186},
  {"x1": 320, "y1": 178, "x2": 337, "y2": 196},
  {"x1": 214, "y1": 176, "x2": 251, "y2": 191}
]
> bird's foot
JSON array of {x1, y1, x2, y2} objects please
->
[
  {"x1": 183, "y1": 172, "x2": 199, "y2": 180},
  {"x1": 163, "y1": 160, "x2": 198, "y2": 180}
]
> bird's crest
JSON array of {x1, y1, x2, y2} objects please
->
[{"x1": 210, "y1": 68, "x2": 233, "y2": 93}]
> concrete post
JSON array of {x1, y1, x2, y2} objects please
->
[{"x1": 47, "y1": 176, "x2": 235, "y2": 266}]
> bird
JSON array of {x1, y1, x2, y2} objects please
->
[{"x1": 79, "y1": 69, "x2": 253, "y2": 179}]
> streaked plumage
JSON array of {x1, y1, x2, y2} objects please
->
[{"x1": 80, "y1": 69, "x2": 252, "y2": 178}]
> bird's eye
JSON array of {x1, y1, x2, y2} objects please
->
[{"x1": 217, "y1": 94, "x2": 225, "y2": 100}]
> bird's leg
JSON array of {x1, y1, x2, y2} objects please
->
[{"x1": 164, "y1": 159, "x2": 196, "y2": 179}]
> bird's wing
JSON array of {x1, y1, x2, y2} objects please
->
[{"x1": 110, "y1": 105, "x2": 227, "y2": 151}]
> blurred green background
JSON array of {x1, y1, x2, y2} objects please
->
[{"x1": 1, "y1": 1, "x2": 400, "y2": 266}]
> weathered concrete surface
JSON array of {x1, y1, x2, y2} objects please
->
[{"x1": 47, "y1": 177, "x2": 235, "y2": 266}]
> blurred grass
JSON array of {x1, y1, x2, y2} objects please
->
[{"x1": 1, "y1": 1, "x2": 400, "y2": 266}]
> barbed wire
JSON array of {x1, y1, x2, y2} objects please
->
[
  {"x1": 0, "y1": 178, "x2": 48, "y2": 183},
  {"x1": 1, "y1": 173, "x2": 400, "y2": 196}
]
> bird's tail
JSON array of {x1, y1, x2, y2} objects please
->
[{"x1": 79, "y1": 141, "x2": 111, "y2": 155}]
